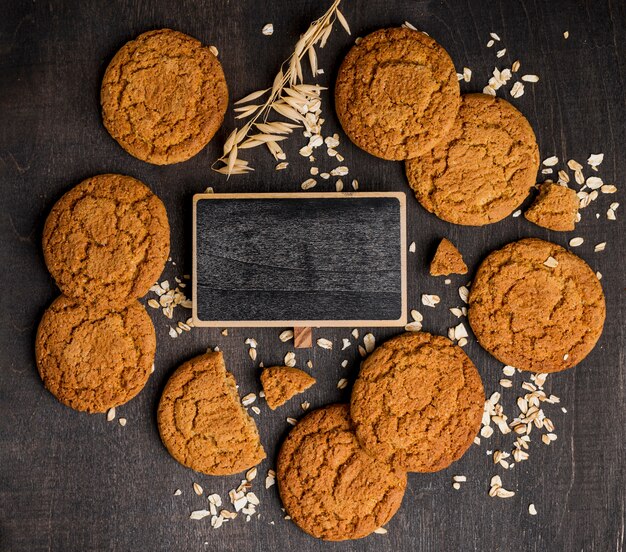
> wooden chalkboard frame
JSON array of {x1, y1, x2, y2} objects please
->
[{"x1": 192, "y1": 192, "x2": 407, "y2": 328}]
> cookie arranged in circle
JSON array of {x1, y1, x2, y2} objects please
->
[
  {"x1": 35, "y1": 296, "x2": 156, "y2": 413},
  {"x1": 43, "y1": 174, "x2": 170, "y2": 308},
  {"x1": 468, "y1": 238, "x2": 605, "y2": 372},
  {"x1": 277, "y1": 404, "x2": 406, "y2": 541},
  {"x1": 101, "y1": 29, "x2": 228, "y2": 164},
  {"x1": 335, "y1": 27, "x2": 460, "y2": 160},
  {"x1": 350, "y1": 332, "x2": 484, "y2": 473},
  {"x1": 157, "y1": 352, "x2": 266, "y2": 476},
  {"x1": 406, "y1": 93, "x2": 540, "y2": 225}
]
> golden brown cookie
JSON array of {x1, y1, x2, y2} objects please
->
[
  {"x1": 35, "y1": 296, "x2": 155, "y2": 413},
  {"x1": 260, "y1": 366, "x2": 316, "y2": 410},
  {"x1": 43, "y1": 174, "x2": 169, "y2": 308},
  {"x1": 335, "y1": 27, "x2": 460, "y2": 160},
  {"x1": 406, "y1": 93, "x2": 540, "y2": 225},
  {"x1": 157, "y1": 352, "x2": 265, "y2": 476},
  {"x1": 430, "y1": 238, "x2": 468, "y2": 276},
  {"x1": 350, "y1": 332, "x2": 484, "y2": 473},
  {"x1": 468, "y1": 238, "x2": 605, "y2": 373},
  {"x1": 524, "y1": 183, "x2": 579, "y2": 231},
  {"x1": 101, "y1": 29, "x2": 228, "y2": 164},
  {"x1": 277, "y1": 404, "x2": 406, "y2": 541}
]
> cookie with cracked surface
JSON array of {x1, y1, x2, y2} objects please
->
[
  {"x1": 277, "y1": 404, "x2": 406, "y2": 541},
  {"x1": 406, "y1": 93, "x2": 540, "y2": 225},
  {"x1": 335, "y1": 27, "x2": 460, "y2": 160},
  {"x1": 43, "y1": 174, "x2": 169, "y2": 308},
  {"x1": 430, "y1": 238, "x2": 468, "y2": 276},
  {"x1": 157, "y1": 352, "x2": 265, "y2": 476},
  {"x1": 468, "y1": 238, "x2": 605, "y2": 373},
  {"x1": 260, "y1": 366, "x2": 316, "y2": 410},
  {"x1": 524, "y1": 183, "x2": 579, "y2": 231},
  {"x1": 350, "y1": 332, "x2": 484, "y2": 473},
  {"x1": 35, "y1": 295, "x2": 155, "y2": 413},
  {"x1": 101, "y1": 29, "x2": 228, "y2": 164}
]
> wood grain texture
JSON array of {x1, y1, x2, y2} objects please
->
[
  {"x1": 193, "y1": 193, "x2": 406, "y2": 326},
  {"x1": 0, "y1": 1, "x2": 624, "y2": 551}
]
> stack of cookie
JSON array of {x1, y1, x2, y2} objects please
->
[
  {"x1": 35, "y1": 174, "x2": 170, "y2": 413},
  {"x1": 276, "y1": 331, "x2": 485, "y2": 541},
  {"x1": 335, "y1": 27, "x2": 541, "y2": 227}
]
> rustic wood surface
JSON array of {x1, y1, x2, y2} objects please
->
[
  {"x1": 0, "y1": 0, "x2": 624, "y2": 551},
  {"x1": 194, "y1": 194, "x2": 404, "y2": 324}
]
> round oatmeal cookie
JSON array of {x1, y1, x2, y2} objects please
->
[
  {"x1": 157, "y1": 352, "x2": 266, "y2": 476},
  {"x1": 406, "y1": 93, "x2": 540, "y2": 225},
  {"x1": 335, "y1": 27, "x2": 460, "y2": 160},
  {"x1": 35, "y1": 296, "x2": 155, "y2": 413},
  {"x1": 350, "y1": 332, "x2": 484, "y2": 473},
  {"x1": 101, "y1": 29, "x2": 228, "y2": 164},
  {"x1": 277, "y1": 404, "x2": 406, "y2": 541},
  {"x1": 468, "y1": 238, "x2": 605, "y2": 373},
  {"x1": 43, "y1": 174, "x2": 170, "y2": 308}
]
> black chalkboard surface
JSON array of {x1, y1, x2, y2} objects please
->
[{"x1": 193, "y1": 192, "x2": 407, "y2": 327}]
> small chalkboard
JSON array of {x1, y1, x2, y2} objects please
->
[{"x1": 192, "y1": 192, "x2": 407, "y2": 327}]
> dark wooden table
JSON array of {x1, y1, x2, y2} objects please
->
[{"x1": 1, "y1": 1, "x2": 624, "y2": 550}]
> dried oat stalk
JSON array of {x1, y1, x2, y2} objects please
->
[{"x1": 212, "y1": 0, "x2": 350, "y2": 176}]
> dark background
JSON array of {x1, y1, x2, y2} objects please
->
[{"x1": 1, "y1": 1, "x2": 624, "y2": 551}]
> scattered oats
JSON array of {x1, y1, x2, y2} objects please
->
[
  {"x1": 169, "y1": 326, "x2": 178, "y2": 339},
  {"x1": 541, "y1": 168, "x2": 553, "y2": 175},
  {"x1": 459, "y1": 286, "x2": 469, "y2": 303},
  {"x1": 543, "y1": 156, "x2": 559, "y2": 167},
  {"x1": 341, "y1": 360, "x2": 348, "y2": 368},
  {"x1": 106, "y1": 407, "x2": 116, "y2": 422},
  {"x1": 301, "y1": 401, "x2": 310, "y2": 411},
  {"x1": 496, "y1": 488, "x2": 515, "y2": 498},
  {"x1": 405, "y1": 321, "x2": 423, "y2": 332},
  {"x1": 574, "y1": 169, "x2": 585, "y2": 185},
  {"x1": 251, "y1": 406, "x2": 261, "y2": 415},
  {"x1": 148, "y1": 299, "x2": 160, "y2": 309},
  {"x1": 286, "y1": 417, "x2": 297, "y2": 426},
  {"x1": 453, "y1": 482, "x2": 461, "y2": 490},
  {"x1": 352, "y1": 329, "x2": 359, "y2": 339},
  {"x1": 374, "y1": 527, "x2": 388, "y2": 535},
  {"x1": 481, "y1": 425, "x2": 494, "y2": 438},
  {"x1": 265, "y1": 471, "x2": 276, "y2": 489},
  {"x1": 463, "y1": 67, "x2": 472, "y2": 82},
  {"x1": 337, "y1": 378, "x2": 348, "y2": 390},
  {"x1": 569, "y1": 237, "x2": 584, "y2": 247},
  {"x1": 586, "y1": 176, "x2": 603, "y2": 189},
  {"x1": 275, "y1": 161, "x2": 289, "y2": 171},
  {"x1": 351, "y1": 179, "x2": 359, "y2": 190},
  {"x1": 193, "y1": 483, "x2": 203, "y2": 496},
  {"x1": 458, "y1": 337, "x2": 468, "y2": 347},
  {"x1": 487, "y1": 39, "x2": 495, "y2": 48},
  {"x1": 541, "y1": 434, "x2": 551, "y2": 445},
  {"x1": 511, "y1": 60, "x2": 520, "y2": 72},
  {"x1": 563, "y1": 31, "x2": 569, "y2": 39},
  {"x1": 209, "y1": 45, "x2": 219, "y2": 57},
  {"x1": 248, "y1": 348, "x2": 257, "y2": 361},
  {"x1": 454, "y1": 322, "x2": 468, "y2": 340},
  {"x1": 358, "y1": 345, "x2": 367, "y2": 357},
  {"x1": 453, "y1": 475, "x2": 467, "y2": 483},
  {"x1": 544, "y1": 256, "x2": 558, "y2": 268},
  {"x1": 363, "y1": 333, "x2": 375, "y2": 353},
  {"x1": 528, "y1": 504, "x2": 537, "y2": 516},
  {"x1": 567, "y1": 159, "x2": 583, "y2": 171},
  {"x1": 118, "y1": 418, "x2": 127, "y2": 427},
  {"x1": 330, "y1": 166, "x2": 349, "y2": 177},
  {"x1": 422, "y1": 294, "x2": 440, "y2": 308},
  {"x1": 490, "y1": 32, "x2": 501, "y2": 41},
  {"x1": 242, "y1": 393, "x2": 256, "y2": 406},
  {"x1": 500, "y1": 379, "x2": 513, "y2": 388},
  {"x1": 335, "y1": 179, "x2": 344, "y2": 192},
  {"x1": 342, "y1": 338, "x2": 351, "y2": 350},
  {"x1": 301, "y1": 178, "x2": 317, "y2": 190},
  {"x1": 174, "y1": 489, "x2": 182, "y2": 496},
  {"x1": 594, "y1": 242, "x2": 606, "y2": 252},
  {"x1": 279, "y1": 330, "x2": 294, "y2": 342},
  {"x1": 510, "y1": 81, "x2": 524, "y2": 98},
  {"x1": 483, "y1": 85, "x2": 496, "y2": 96},
  {"x1": 402, "y1": 20, "x2": 418, "y2": 31},
  {"x1": 450, "y1": 307, "x2": 464, "y2": 318},
  {"x1": 317, "y1": 338, "x2": 333, "y2": 350},
  {"x1": 409, "y1": 241, "x2": 416, "y2": 253},
  {"x1": 496, "y1": 48, "x2": 506, "y2": 58},
  {"x1": 600, "y1": 184, "x2": 616, "y2": 194},
  {"x1": 190, "y1": 510, "x2": 212, "y2": 520},
  {"x1": 320, "y1": 172, "x2": 330, "y2": 179},
  {"x1": 521, "y1": 74, "x2": 539, "y2": 82},
  {"x1": 262, "y1": 23, "x2": 274, "y2": 36},
  {"x1": 474, "y1": 436, "x2": 481, "y2": 446},
  {"x1": 558, "y1": 170, "x2": 570, "y2": 183},
  {"x1": 503, "y1": 365, "x2": 516, "y2": 377},
  {"x1": 306, "y1": 360, "x2": 313, "y2": 369},
  {"x1": 284, "y1": 352, "x2": 296, "y2": 367},
  {"x1": 607, "y1": 209, "x2": 616, "y2": 220},
  {"x1": 587, "y1": 153, "x2": 604, "y2": 167}
]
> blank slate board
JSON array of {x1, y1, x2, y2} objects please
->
[{"x1": 192, "y1": 192, "x2": 407, "y2": 327}]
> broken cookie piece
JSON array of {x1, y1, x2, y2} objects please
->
[
  {"x1": 157, "y1": 352, "x2": 265, "y2": 475},
  {"x1": 524, "y1": 183, "x2": 579, "y2": 231},
  {"x1": 430, "y1": 238, "x2": 468, "y2": 276},
  {"x1": 260, "y1": 366, "x2": 316, "y2": 410}
]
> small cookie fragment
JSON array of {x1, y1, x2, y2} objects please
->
[
  {"x1": 430, "y1": 238, "x2": 468, "y2": 276},
  {"x1": 101, "y1": 29, "x2": 228, "y2": 164},
  {"x1": 407, "y1": 94, "x2": 540, "y2": 225},
  {"x1": 524, "y1": 183, "x2": 579, "y2": 231},
  {"x1": 157, "y1": 352, "x2": 266, "y2": 475},
  {"x1": 35, "y1": 296, "x2": 156, "y2": 413},
  {"x1": 260, "y1": 366, "x2": 316, "y2": 410},
  {"x1": 468, "y1": 238, "x2": 605, "y2": 372},
  {"x1": 277, "y1": 404, "x2": 406, "y2": 541},
  {"x1": 42, "y1": 174, "x2": 170, "y2": 308},
  {"x1": 351, "y1": 332, "x2": 484, "y2": 473},
  {"x1": 335, "y1": 27, "x2": 460, "y2": 160}
]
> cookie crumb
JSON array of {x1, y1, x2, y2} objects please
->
[{"x1": 430, "y1": 238, "x2": 468, "y2": 276}]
